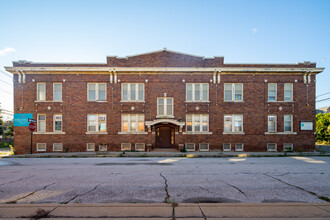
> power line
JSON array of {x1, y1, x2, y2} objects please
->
[
  {"x1": 316, "y1": 97, "x2": 330, "y2": 103},
  {"x1": 0, "y1": 88, "x2": 13, "y2": 95},
  {"x1": 316, "y1": 91, "x2": 330, "y2": 98},
  {"x1": 1, "y1": 109, "x2": 14, "y2": 113},
  {"x1": 0, "y1": 70, "x2": 12, "y2": 78},
  {"x1": 0, "y1": 79, "x2": 12, "y2": 87}
]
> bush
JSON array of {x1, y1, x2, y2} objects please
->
[
  {"x1": 0, "y1": 142, "x2": 13, "y2": 148},
  {"x1": 316, "y1": 113, "x2": 330, "y2": 144}
]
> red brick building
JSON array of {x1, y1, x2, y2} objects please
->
[{"x1": 5, "y1": 49, "x2": 324, "y2": 153}]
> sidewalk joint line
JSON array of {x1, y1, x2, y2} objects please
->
[{"x1": 197, "y1": 203, "x2": 207, "y2": 220}]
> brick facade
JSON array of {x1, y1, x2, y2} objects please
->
[{"x1": 6, "y1": 50, "x2": 324, "y2": 153}]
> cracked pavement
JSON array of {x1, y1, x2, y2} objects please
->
[{"x1": 0, "y1": 157, "x2": 329, "y2": 204}]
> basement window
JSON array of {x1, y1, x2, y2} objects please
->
[
  {"x1": 235, "y1": 143, "x2": 244, "y2": 151},
  {"x1": 121, "y1": 143, "x2": 131, "y2": 151},
  {"x1": 199, "y1": 143, "x2": 209, "y2": 151},
  {"x1": 99, "y1": 144, "x2": 107, "y2": 151},
  {"x1": 185, "y1": 143, "x2": 195, "y2": 151},
  {"x1": 267, "y1": 143, "x2": 277, "y2": 152},
  {"x1": 135, "y1": 143, "x2": 145, "y2": 151},
  {"x1": 87, "y1": 143, "x2": 95, "y2": 151},
  {"x1": 223, "y1": 143, "x2": 231, "y2": 151},
  {"x1": 283, "y1": 143, "x2": 293, "y2": 152},
  {"x1": 37, "y1": 143, "x2": 46, "y2": 151},
  {"x1": 53, "y1": 143, "x2": 63, "y2": 151}
]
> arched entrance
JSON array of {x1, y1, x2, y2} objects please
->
[{"x1": 145, "y1": 119, "x2": 185, "y2": 149}]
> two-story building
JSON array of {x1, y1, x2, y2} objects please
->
[{"x1": 5, "y1": 49, "x2": 324, "y2": 153}]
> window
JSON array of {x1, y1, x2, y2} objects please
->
[
  {"x1": 284, "y1": 83, "x2": 293, "y2": 101},
  {"x1": 268, "y1": 115, "x2": 277, "y2": 132},
  {"x1": 121, "y1": 114, "x2": 144, "y2": 132},
  {"x1": 121, "y1": 83, "x2": 144, "y2": 101},
  {"x1": 53, "y1": 83, "x2": 62, "y2": 101},
  {"x1": 185, "y1": 143, "x2": 195, "y2": 151},
  {"x1": 223, "y1": 143, "x2": 231, "y2": 151},
  {"x1": 268, "y1": 83, "x2": 277, "y2": 101},
  {"x1": 186, "y1": 83, "x2": 209, "y2": 101},
  {"x1": 87, "y1": 114, "x2": 106, "y2": 132},
  {"x1": 224, "y1": 83, "x2": 243, "y2": 101},
  {"x1": 37, "y1": 114, "x2": 46, "y2": 132},
  {"x1": 186, "y1": 114, "x2": 209, "y2": 132},
  {"x1": 135, "y1": 143, "x2": 145, "y2": 151},
  {"x1": 87, "y1": 83, "x2": 106, "y2": 101},
  {"x1": 224, "y1": 115, "x2": 243, "y2": 132},
  {"x1": 199, "y1": 143, "x2": 209, "y2": 151},
  {"x1": 53, "y1": 143, "x2": 63, "y2": 151},
  {"x1": 157, "y1": 98, "x2": 173, "y2": 117},
  {"x1": 53, "y1": 114, "x2": 62, "y2": 132},
  {"x1": 37, "y1": 83, "x2": 46, "y2": 101},
  {"x1": 284, "y1": 115, "x2": 293, "y2": 132},
  {"x1": 37, "y1": 143, "x2": 46, "y2": 151},
  {"x1": 99, "y1": 144, "x2": 107, "y2": 151},
  {"x1": 235, "y1": 143, "x2": 244, "y2": 151},
  {"x1": 87, "y1": 143, "x2": 95, "y2": 151},
  {"x1": 267, "y1": 143, "x2": 277, "y2": 152},
  {"x1": 121, "y1": 143, "x2": 131, "y2": 151},
  {"x1": 283, "y1": 143, "x2": 293, "y2": 152}
]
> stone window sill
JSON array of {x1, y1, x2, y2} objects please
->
[
  {"x1": 86, "y1": 132, "x2": 108, "y2": 134},
  {"x1": 264, "y1": 132, "x2": 297, "y2": 135},
  {"x1": 87, "y1": 100, "x2": 108, "y2": 102},
  {"x1": 223, "y1": 132, "x2": 245, "y2": 135},
  {"x1": 118, "y1": 132, "x2": 148, "y2": 134},
  {"x1": 223, "y1": 100, "x2": 245, "y2": 103},
  {"x1": 185, "y1": 101, "x2": 210, "y2": 103},
  {"x1": 120, "y1": 101, "x2": 145, "y2": 103},
  {"x1": 183, "y1": 132, "x2": 213, "y2": 135},
  {"x1": 34, "y1": 132, "x2": 66, "y2": 134},
  {"x1": 267, "y1": 101, "x2": 294, "y2": 103},
  {"x1": 35, "y1": 100, "x2": 63, "y2": 103},
  {"x1": 156, "y1": 115, "x2": 175, "y2": 119}
]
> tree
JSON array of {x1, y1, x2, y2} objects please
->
[
  {"x1": 4, "y1": 124, "x2": 13, "y2": 138},
  {"x1": 316, "y1": 113, "x2": 330, "y2": 144}
]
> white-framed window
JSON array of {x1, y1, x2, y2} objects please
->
[
  {"x1": 99, "y1": 144, "x2": 107, "y2": 151},
  {"x1": 224, "y1": 115, "x2": 243, "y2": 132},
  {"x1": 121, "y1": 114, "x2": 144, "y2": 132},
  {"x1": 224, "y1": 83, "x2": 243, "y2": 101},
  {"x1": 268, "y1": 83, "x2": 277, "y2": 101},
  {"x1": 87, "y1": 83, "x2": 106, "y2": 101},
  {"x1": 186, "y1": 83, "x2": 209, "y2": 102},
  {"x1": 268, "y1": 115, "x2": 277, "y2": 132},
  {"x1": 185, "y1": 143, "x2": 195, "y2": 151},
  {"x1": 121, "y1": 143, "x2": 131, "y2": 151},
  {"x1": 53, "y1": 114, "x2": 62, "y2": 132},
  {"x1": 37, "y1": 83, "x2": 46, "y2": 101},
  {"x1": 87, "y1": 143, "x2": 95, "y2": 151},
  {"x1": 235, "y1": 143, "x2": 244, "y2": 151},
  {"x1": 267, "y1": 143, "x2": 277, "y2": 152},
  {"x1": 135, "y1": 143, "x2": 145, "y2": 151},
  {"x1": 284, "y1": 83, "x2": 293, "y2": 101},
  {"x1": 121, "y1": 83, "x2": 144, "y2": 102},
  {"x1": 87, "y1": 114, "x2": 106, "y2": 132},
  {"x1": 53, "y1": 83, "x2": 62, "y2": 101},
  {"x1": 199, "y1": 143, "x2": 209, "y2": 151},
  {"x1": 53, "y1": 143, "x2": 63, "y2": 151},
  {"x1": 283, "y1": 143, "x2": 293, "y2": 152},
  {"x1": 186, "y1": 114, "x2": 209, "y2": 132},
  {"x1": 157, "y1": 97, "x2": 173, "y2": 117},
  {"x1": 284, "y1": 114, "x2": 293, "y2": 132},
  {"x1": 37, "y1": 114, "x2": 46, "y2": 132},
  {"x1": 37, "y1": 143, "x2": 46, "y2": 151},
  {"x1": 223, "y1": 143, "x2": 231, "y2": 151}
]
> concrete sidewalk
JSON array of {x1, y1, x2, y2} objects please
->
[
  {"x1": 0, "y1": 203, "x2": 330, "y2": 219},
  {"x1": 4, "y1": 150, "x2": 330, "y2": 158}
]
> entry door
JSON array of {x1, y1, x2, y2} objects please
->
[{"x1": 156, "y1": 127, "x2": 174, "y2": 148}]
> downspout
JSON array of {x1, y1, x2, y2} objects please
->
[
  {"x1": 21, "y1": 70, "x2": 26, "y2": 83},
  {"x1": 18, "y1": 70, "x2": 22, "y2": 83},
  {"x1": 114, "y1": 71, "x2": 117, "y2": 84},
  {"x1": 109, "y1": 70, "x2": 113, "y2": 83}
]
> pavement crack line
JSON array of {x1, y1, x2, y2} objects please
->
[
  {"x1": 62, "y1": 183, "x2": 104, "y2": 204},
  {"x1": 264, "y1": 173, "x2": 330, "y2": 202},
  {"x1": 0, "y1": 175, "x2": 35, "y2": 187},
  {"x1": 197, "y1": 203, "x2": 207, "y2": 220},
  {"x1": 199, "y1": 186, "x2": 210, "y2": 193},
  {"x1": 6, "y1": 182, "x2": 55, "y2": 204},
  {"x1": 219, "y1": 180, "x2": 247, "y2": 197}
]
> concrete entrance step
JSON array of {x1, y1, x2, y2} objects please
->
[{"x1": 152, "y1": 148, "x2": 179, "y2": 152}]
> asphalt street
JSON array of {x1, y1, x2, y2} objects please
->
[{"x1": 0, "y1": 157, "x2": 329, "y2": 204}]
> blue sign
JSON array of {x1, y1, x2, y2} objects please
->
[{"x1": 14, "y1": 113, "x2": 33, "y2": 126}]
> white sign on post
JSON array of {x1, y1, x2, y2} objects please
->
[{"x1": 301, "y1": 122, "x2": 313, "y2": 130}]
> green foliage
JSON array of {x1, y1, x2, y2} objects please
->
[
  {"x1": 0, "y1": 108, "x2": 3, "y2": 136},
  {"x1": 4, "y1": 124, "x2": 13, "y2": 138},
  {"x1": 0, "y1": 142, "x2": 13, "y2": 148},
  {"x1": 316, "y1": 113, "x2": 330, "y2": 144}
]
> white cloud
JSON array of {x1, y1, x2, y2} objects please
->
[
  {"x1": 0, "y1": 47, "x2": 16, "y2": 56},
  {"x1": 252, "y1": 28, "x2": 257, "y2": 33}
]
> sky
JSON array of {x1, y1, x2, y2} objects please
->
[{"x1": 0, "y1": 0, "x2": 329, "y2": 120}]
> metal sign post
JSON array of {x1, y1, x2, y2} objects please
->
[{"x1": 28, "y1": 122, "x2": 36, "y2": 154}]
